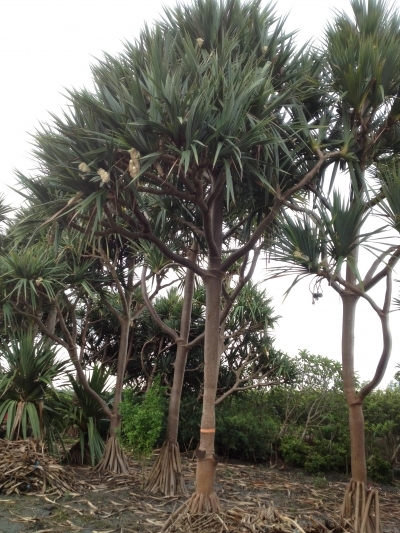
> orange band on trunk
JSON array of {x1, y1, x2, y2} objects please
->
[{"x1": 200, "y1": 428, "x2": 215, "y2": 433}]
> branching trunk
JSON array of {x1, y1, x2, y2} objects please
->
[
  {"x1": 340, "y1": 269, "x2": 373, "y2": 532},
  {"x1": 338, "y1": 246, "x2": 394, "y2": 533}
]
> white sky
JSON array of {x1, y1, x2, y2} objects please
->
[{"x1": 1, "y1": 0, "x2": 399, "y2": 387}]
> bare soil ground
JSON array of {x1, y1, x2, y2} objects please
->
[{"x1": 0, "y1": 455, "x2": 399, "y2": 533}]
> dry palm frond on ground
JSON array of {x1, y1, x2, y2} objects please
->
[{"x1": 0, "y1": 439, "x2": 89, "y2": 495}]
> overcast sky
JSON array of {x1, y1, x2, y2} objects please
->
[{"x1": 1, "y1": 0, "x2": 399, "y2": 387}]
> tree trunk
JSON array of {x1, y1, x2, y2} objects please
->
[
  {"x1": 96, "y1": 316, "x2": 131, "y2": 474},
  {"x1": 186, "y1": 272, "x2": 222, "y2": 513},
  {"x1": 340, "y1": 291, "x2": 381, "y2": 532},
  {"x1": 183, "y1": 185, "x2": 225, "y2": 513},
  {"x1": 162, "y1": 182, "x2": 223, "y2": 513},
  {"x1": 146, "y1": 244, "x2": 198, "y2": 495},
  {"x1": 95, "y1": 413, "x2": 129, "y2": 474},
  {"x1": 348, "y1": 402, "x2": 367, "y2": 484},
  {"x1": 341, "y1": 292, "x2": 367, "y2": 486}
]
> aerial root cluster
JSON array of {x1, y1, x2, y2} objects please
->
[
  {"x1": 340, "y1": 479, "x2": 381, "y2": 533},
  {"x1": 95, "y1": 435, "x2": 130, "y2": 474},
  {"x1": 146, "y1": 440, "x2": 187, "y2": 495},
  {"x1": 160, "y1": 491, "x2": 221, "y2": 533},
  {"x1": 187, "y1": 490, "x2": 221, "y2": 514}
]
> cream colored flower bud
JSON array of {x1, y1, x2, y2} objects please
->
[
  {"x1": 293, "y1": 249, "x2": 310, "y2": 261},
  {"x1": 129, "y1": 148, "x2": 141, "y2": 178},
  {"x1": 129, "y1": 148, "x2": 140, "y2": 160},
  {"x1": 98, "y1": 168, "x2": 110, "y2": 183},
  {"x1": 35, "y1": 277, "x2": 43, "y2": 286},
  {"x1": 78, "y1": 162, "x2": 90, "y2": 173},
  {"x1": 261, "y1": 46, "x2": 268, "y2": 53},
  {"x1": 196, "y1": 38, "x2": 204, "y2": 47}
]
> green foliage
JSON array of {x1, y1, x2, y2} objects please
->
[
  {"x1": 308, "y1": 439, "x2": 350, "y2": 475},
  {"x1": 64, "y1": 365, "x2": 113, "y2": 466},
  {"x1": 280, "y1": 436, "x2": 309, "y2": 467},
  {"x1": 364, "y1": 387, "x2": 400, "y2": 481},
  {"x1": 325, "y1": 0, "x2": 400, "y2": 114},
  {"x1": 367, "y1": 455, "x2": 392, "y2": 484},
  {"x1": 280, "y1": 432, "x2": 350, "y2": 475},
  {"x1": 119, "y1": 376, "x2": 167, "y2": 458},
  {"x1": 178, "y1": 391, "x2": 279, "y2": 461},
  {"x1": 216, "y1": 393, "x2": 279, "y2": 461},
  {"x1": 0, "y1": 332, "x2": 66, "y2": 448}
]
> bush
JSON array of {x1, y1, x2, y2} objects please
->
[
  {"x1": 310, "y1": 437, "x2": 349, "y2": 473},
  {"x1": 279, "y1": 433, "x2": 350, "y2": 474},
  {"x1": 178, "y1": 391, "x2": 278, "y2": 461},
  {"x1": 216, "y1": 394, "x2": 278, "y2": 461},
  {"x1": 367, "y1": 454, "x2": 392, "y2": 483},
  {"x1": 119, "y1": 377, "x2": 167, "y2": 458},
  {"x1": 280, "y1": 436, "x2": 309, "y2": 467}
]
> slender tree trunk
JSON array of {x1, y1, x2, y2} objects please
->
[
  {"x1": 340, "y1": 263, "x2": 381, "y2": 532},
  {"x1": 341, "y1": 292, "x2": 367, "y2": 485},
  {"x1": 95, "y1": 316, "x2": 131, "y2": 474},
  {"x1": 186, "y1": 188, "x2": 224, "y2": 514},
  {"x1": 348, "y1": 402, "x2": 367, "y2": 484},
  {"x1": 146, "y1": 244, "x2": 198, "y2": 495},
  {"x1": 187, "y1": 272, "x2": 222, "y2": 513},
  {"x1": 96, "y1": 256, "x2": 135, "y2": 474}
]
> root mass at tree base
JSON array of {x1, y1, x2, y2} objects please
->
[
  {"x1": 340, "y1": 479, "x2": 381, "y2": 533},
  {"x1": 95, "y1": 435, "x2": 129, "y2": 474},
  {"x1": 146, "y1": 439, "x2": 187, "y2": 495}
]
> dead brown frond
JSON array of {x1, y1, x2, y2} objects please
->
[{"x1": 0, "y1": 439, "x2": 89, "y2": 496}]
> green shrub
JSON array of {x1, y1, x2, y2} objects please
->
[
  {"x1": 119, "y1": 377, "x2": 167, "y2": 458},
  {"x1": 178, "y1": 392, "x2": 278, "y2": 461},
  {"x1": 280, "y1": 436, "x2": 309, "y2": 467},
  {"x1": 216, "y1": 394, "x2": 278, "y2": 461},
  {"x1": 178, "y1": 396, "x2": 202, "y2": 451},
  {"x1": 0, "y1": 332, "x2": 67, "y2": 452},
  {"x1": 367, "y1": 454, "x2": 392, "y2": 483}
]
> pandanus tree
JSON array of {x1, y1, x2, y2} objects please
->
[
  {"x1": 274, "y1": 186, "x2": 400, "y2": 533},
  {"x1": 322, "y1": 2, "x2": 400, "y2": 530},
  {"x1": 82, "y1": 239, "x2": 174, "y2": 472},
  {"x1": 271, "y1": 0, "x2": 400, "y2": 524},
  {"x1": 142, "y1": 274, "x2": 292, "y2": 495},
  {"x1": 11, "y1": 0, "x2": 345, "y2": 517},
  {"x1": 0, "y1": 231, "x2": 170, "y2": 472}
]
